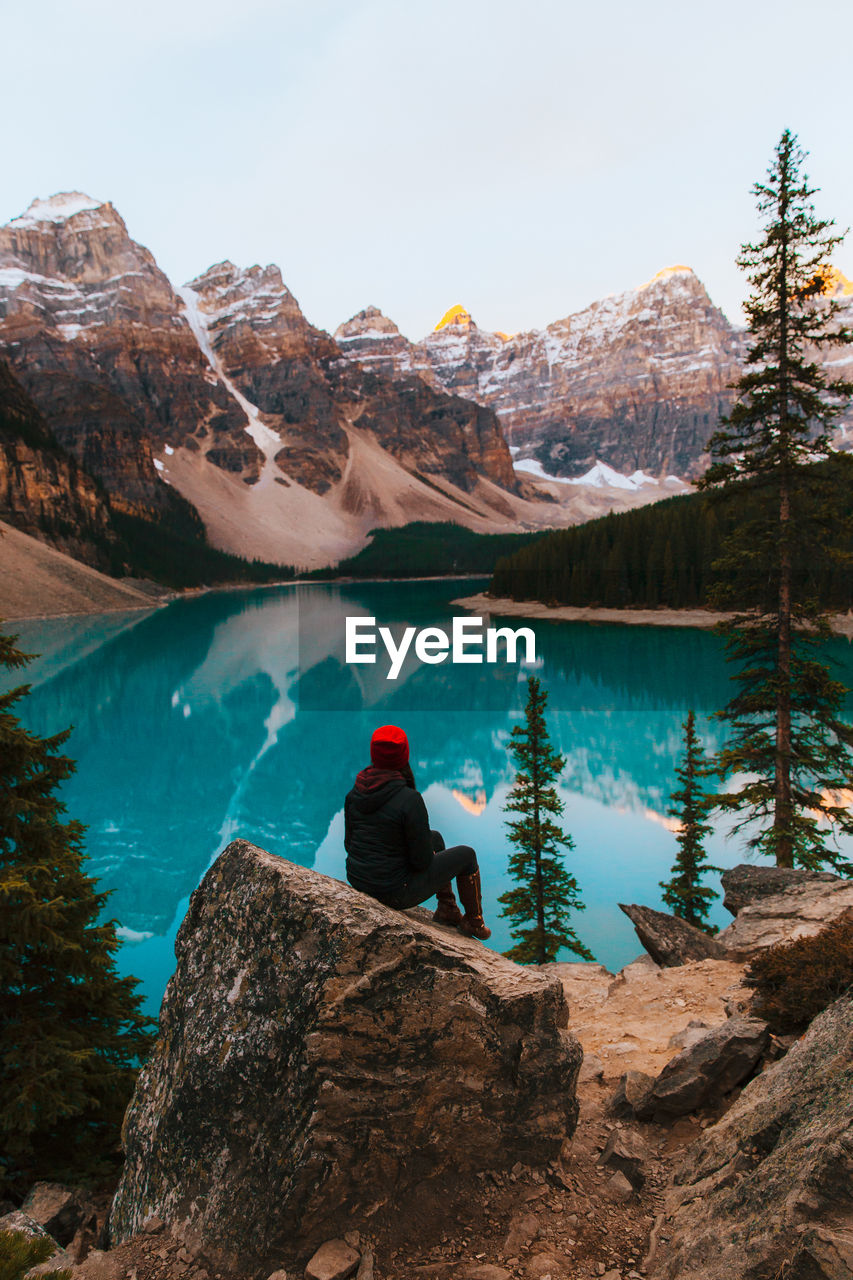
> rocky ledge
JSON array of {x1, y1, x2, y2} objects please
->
[
  {"x1": 716, "y1": 864, "x2": 853, "y2": 959},
  {"x1": 108, "y1": 841, "x2": 582, "y2": 1266},
  {"x1": 620, "y1": 864, "x2": 853, "y2": 965},
  {"x1": 650, "y1": 994, "x2": 853, "y2": 1280}
]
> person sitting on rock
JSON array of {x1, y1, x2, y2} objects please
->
[{"x1": 344, "y1": 723, "x2": 491, "y2": 940}]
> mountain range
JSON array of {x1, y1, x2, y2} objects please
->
[
  {"x1": 1, "y1": 192, "x2": 851, "y2": 573},
  {"x1": 335, "y1": 267, "x2": 746, "y2": 481}
]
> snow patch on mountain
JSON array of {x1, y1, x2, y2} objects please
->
[
  {"x1": 514, "y1": 457, "x2": 677, "y2": 490},
  {"x1": 179, "y1": 285, "x2": 283, "y2": 463},
  {"x1": 10, "y1": 193, "x2": 105, "y2": 227}
]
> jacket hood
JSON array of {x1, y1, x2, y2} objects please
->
[{"x1": 348, "y1": 766, "x2": 407, "y2": 813}]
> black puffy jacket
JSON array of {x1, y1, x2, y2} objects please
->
[{"x1": 344, "y1": 766, "x2": 434, "y2": 897}]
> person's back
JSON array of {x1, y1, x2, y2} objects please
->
[
  {"x1": 344, "y1": 724, "x2": 491, "y2": 940},
  {"x1": 344, "y1": 765, "x2": 432, "y2": 900}
]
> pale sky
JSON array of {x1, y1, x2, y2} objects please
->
[{"x1": 4, "y1": 0, "x2": 852, "y2": 340}]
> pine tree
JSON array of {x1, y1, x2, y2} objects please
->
[
  {"x1": 0, "y1": 1230, "x2": 71, "y2": 1280},
  {"x1": 660, "y1": 711, "x2": 721, "y2": 930},
  {"x1": 0, "y1": 630, "x2": 155, "y2": 1196},
  {"x1": 498, "y1": 676, "x2": 593, "y2": 964},
  {"x1": 701, "y1": 130, "x2": 853, "y2": 871}
]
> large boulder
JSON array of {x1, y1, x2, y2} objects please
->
[
  {"x1": 108, "y1": 841, "x2": 581, "y2": 1266},
  {"x1": 650, "y1": 996, "x2": 853, "y2": 1280},
  {"x1": 720, "y1": 864, "x2": 843, "y2": 916},
  {"x1": 618, "y1": 904, "x2": 725, "y2": 967},
  {"x1": 636, "y1": 1017, "x2": 770, "y2": 1119},
  {"x1": 717, "y1": 865, "x2": 853, "y2": 960}
]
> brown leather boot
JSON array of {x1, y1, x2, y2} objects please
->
[
  {"x1": 455, "y1": 868, "x2": 492, "y2": 940},
  {"x1": 432, "y1": 881, "x2": 463, "y2": 926}
]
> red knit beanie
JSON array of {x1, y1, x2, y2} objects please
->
[{"x1": 370, "y1": 724, "x2": 409, "y2": 770}]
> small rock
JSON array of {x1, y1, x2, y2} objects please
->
[
  {"x1": 73, "y1": 1249, "x2": 126, "y2": 1280},
  {"x1": 615, "y1": 958, "x2": 662, "y2": 987},
  {"x1": 597, "y1": 1128, "x2": 651, "y2": 1189},
  {"x1": 461, "y1": 1267, "x2": 511, "y2": 1280},
  {"x1": 305, "y1": 1239, "x2": 360, "y2": 1280},
  {"x1": 609, "y1": 1070, "x2": 655, "y2": 1118},
  {"x1": 524, "y1": 1254, "x2": 564, "y2": 1280},
  {"x1": 602, "y1": 1272, "x2": 622, "y2": 1280},
  {"x1": 355, "y1": 1248, "x2": 374, "y2": 1280},
  {"x1": 142, "y1": 1216, "x2": 164, "y2": 1234},
  {"x1": 503, "y1": 1211, "x2": 540, "y2": 1254},
  {"x1": 266, "y1": 1272, "x2": 288, "y2": 1280},
  {"x1": 637, "y1": 1017, "x2": 770, "y2": 1118},
  {"x1": 21, "y1": 1184, "x2": 87, "y2": 1247},
  {"x1": 720, "y1": 863, "x2": 840, "y2": 916},
  {"x1": 604, "y1": 1171, "x2": 634, "y2": 1204},
  {"x1": 667, "y1": 1020, "x2": 711, "y2": 1051},
  {"x1": 344, "y1": 1231, "x2": 360, "y2": 1249},
  {"x1": 68, "y1": 1224, "x2": 98, "y2": 1265},
  {"x1": 578, "y1": 1053, "x2": 605, "y2": 1083},
  {"x1": 722, "y1": 991, "x2": 752, "y2": 1018}
]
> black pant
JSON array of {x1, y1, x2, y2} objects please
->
[{"x1": 381, "y1": 830, "x2": 478, "y2": 910}]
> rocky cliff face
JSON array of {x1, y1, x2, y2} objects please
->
[
  {"x1": 184, "y1": 261, "x2": 517, "y2": 496},
  {"x1": 0, "y1": 195, "x2": 525, "y2": 568},
  {"x1": 338, "y1": 267, "x2": 853, "y2": 484},
  {"x1": 336, "y1": 268, "x2": 745, "y2": 480},
  {"x1": 109, "y1": 840, "x2": 581, "y2": 1264},
  {"x1": 0, "y1": 359, "x2": 116, "y2": 567},
  {"x1": 182, "y1": 261, "x2": 345, "y2": 493},
  {"x1": 0, "y1": 195, "x2": 256, "y2": 516}
]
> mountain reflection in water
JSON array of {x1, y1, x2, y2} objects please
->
[{"x1": 12, "y1": 580, "x2": 853, "y2": 1013}]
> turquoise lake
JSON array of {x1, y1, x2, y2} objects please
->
[{"x1": 10, "y1": 579, "x2": 853, "y2": 1015}]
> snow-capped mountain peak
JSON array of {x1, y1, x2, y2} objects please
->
[
  {"x1": 9, "y1": 192, "x2": 105, "y2": 227},
  {"x1": 637, "y1": 264, "x2": 694, "y2": 292}
]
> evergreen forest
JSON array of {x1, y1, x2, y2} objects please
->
[
  {"x1": 314, "y1": 521, "x2": 544, "y2": 580},
  {"x1": 490, "y1": 456, "x2": 853, "y2": 613}
]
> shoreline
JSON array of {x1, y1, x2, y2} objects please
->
[
  {"x1": 453, "y1": 592, "x2": 853, "y2": 638},
  {"x1": 9, "y1": 571, "x2": 853, "y2": 640},
  {"x1": 6, "y1": 572, "x2": 492, "y2": 622}
]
